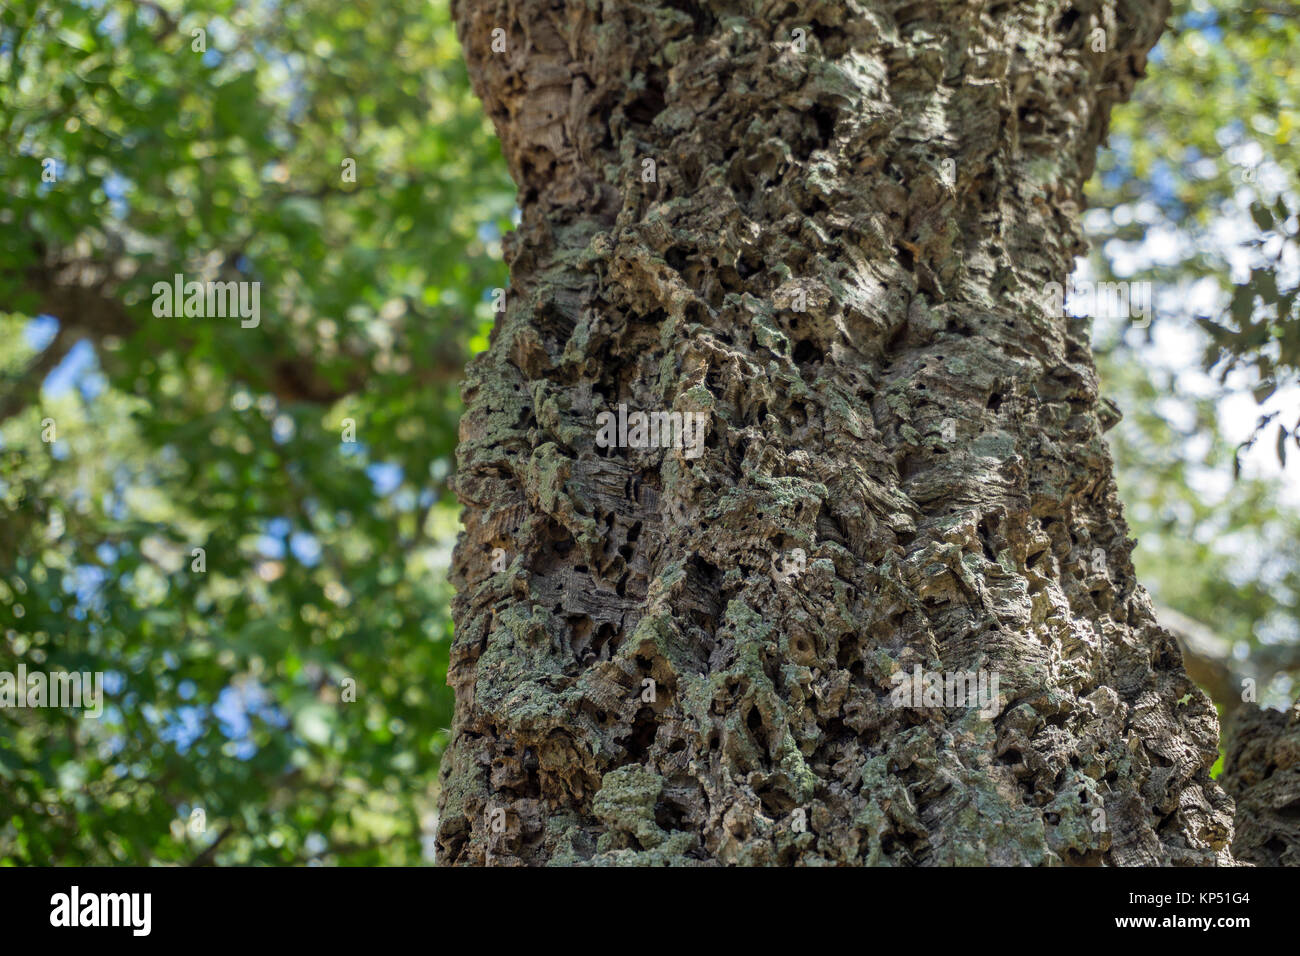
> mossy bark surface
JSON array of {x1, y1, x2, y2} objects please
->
[{"x1": 437, "y1": 0, "x2": 1235, "y2": 866}]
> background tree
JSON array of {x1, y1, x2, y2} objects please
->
[
  {"x1": 0, "y1": 0, "x2": 510, "y2": 864},
  {"x1": 1087, "y1": 0, "x2": 1300, "y2": 727}
]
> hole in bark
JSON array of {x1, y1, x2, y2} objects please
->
[
  {"x1": 594, "y1": 621, "x2": 619, "y2": 657},
  {"x1": 987, "y1": 392, "x2": 1004, "y2": 412},
  {"x1": 619, "y1": 705, "x2": 659, "y2": 762},
  {"x1": 535, "y1": 298, "x2": 578, "y2": 345},
  {"x1": 717, "y1": 264, "x2": 745, "y2": 292},
  {"x1": 809, "y1": 20, "x2": 845, "y2": 55},
  {"x1": 793, "y1": 338, "x2": 824, "y2": 366},
  {"x1": 663, "y1": 0, "x2": 715, "y2": 34},
  {"x1": 1057, "y1": 8, "x2": 1081, "y2": 33},
  {"x1": 439, "y1": 829, "x2": 468, "y2": 864},
  {"x1": 899, "y1": 453, "x2": 926, "y2": 479},
  {"x1": 745, "y1": 705, "x2": 766, "y2": 751},
  {"x1": 665, "y1": 245, "x2": 689, "y2": 274},
  {"x1": 812, "y1": 103, "x2": 837, "y2": 145},
  {"x1": 758, "y1": 786, "x2": 796, "y2": 816},
  {"x1": 978, "y1": 517, "x2": 999, "y2": 562},
  {"x1": 689, "y1": 609, "x2": 714, "y2": 633},
  {"x1": 790, "y1": 104, "x2": 839, "y2": 161},
  {"x1": 625, "y1": 77, "x2": 666, "y2": 126},
  {"x1": 655, "y1": 799, "x2": 686, "y2": 832},
  {"x1": 727, "y1": 161, "x2": 755, "y2": 205}
]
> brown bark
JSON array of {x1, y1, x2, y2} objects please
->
[
  {"x1": 437, "y1": 0, "x2": 1236, "y2": 865},
  {"x1": 1221, "y1": 705, "x2": 1300, "y2": 866}
]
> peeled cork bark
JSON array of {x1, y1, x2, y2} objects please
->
[{"x1": 436, "y1": 0, "x2": 1237, "y2": 865}]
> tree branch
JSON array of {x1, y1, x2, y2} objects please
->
[
  {"x1": 188, "y1": 824, "x2": 235, "y2": 867},
  {"x1": 0, "y1": 321, "x2": 77, "y2": 425}
]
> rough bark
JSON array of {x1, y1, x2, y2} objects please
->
[
  {"x1": 437, "y1": 0, "x2": 1236, "y2": 865},
  {"x1": 1221, "y1": 705, "x2": 1300, "y2": 866}
]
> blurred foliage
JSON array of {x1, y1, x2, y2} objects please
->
[
  {"x1": 0, "y1": 0, "x2": 1296, "y2": 864},
  {"x1": 0, "y1": 0, "x2": 512, "y2": 864},
  {"x1": 1090, "y1": 0, "x2": 1300, "y2": 710},
  {"x1": 1091, "y1": 0, "x2": 1300, "y2": 462},
  {"x1": 1097, "y1": 334, "x2": 1300, "y2": 710}
]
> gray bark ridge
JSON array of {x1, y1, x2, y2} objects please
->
[{"x1": 438, "y1": 0, "x2": 1234, "y2": 866}]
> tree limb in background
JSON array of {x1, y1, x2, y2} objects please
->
[{"x1": 0, "y1": 320, "x2": 75, "y2": 425}]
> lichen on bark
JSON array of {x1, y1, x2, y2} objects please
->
[{"x1": 437, "y1": 0, "x2": 1236, "y2": 866}]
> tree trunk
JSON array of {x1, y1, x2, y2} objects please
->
[
  {"x1": 1220, "y1": 705, "x2": 1300, "y2": 866},
  {"x1": 437, "y1": 0, "x2": 1236, "y2": 865}
]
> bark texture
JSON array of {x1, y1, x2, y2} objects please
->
[
  {"x1": 437, "y1": 0, "x2": 1236, "y2": 865},
  {"x1": 1221, "y1": 705, "x2": 1300, "y2": 866}
]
